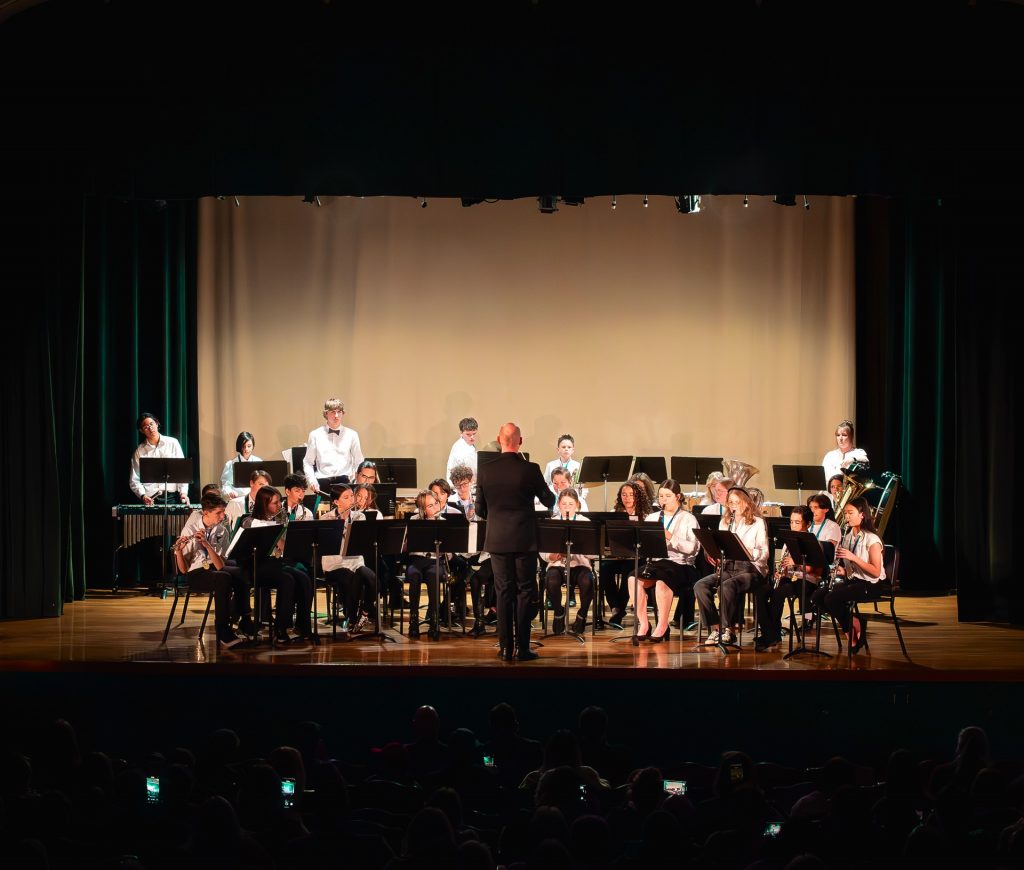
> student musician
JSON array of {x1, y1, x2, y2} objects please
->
[
  {"x1": 449, "y1": 464, "x2": 476, "y2": 517},
  {"x1": 698, "y1": 472, "x2": 724, "y2": 507},
  {"x1": 600, "y1": 481, "x2": 653, "y2": 629},
  {"x1": 429, "y1": 478, "x2": 468, "y2": 516},
  {"x1": 303, "y1": 398, "x2": 364, "y2": 494},
  {"x1": 811, "y1": 496, "x2": 885, "y2": 654},
  {"x1": 220, "y1": 431, "x2": 263, "y2": 499},
  {"x1": 239, "y1": 485, "x2": 314, "y2": 643},
  {"x1": 226, "y1": 469, "x2": 272, "y2": 530},
  {"x1": 822, "y1": 419, "x2": 869, "y2": 481},
  {"x1": 694, "y1": 487, "x2": 769, "y2": 646},
  {"x1": 321, "y1": 484, "x2": 378, "y2": 632},
  {"x1": 701, "y1": 477, "x2": 736, "y2": 516},
  {"x1": 543, "y1": 434, "x2": 581, "y2": 485},
  {"x1": 628, "y1": 472, "x2": 658, "y2": 507},
  {"x1": 130, "y1": 412, "x2": 189, "y2": 505},
  {"x1": 446, "y1": 417, "x2": 479, "y2": 483},
  {"x1": 355, "y1": 460, "x2": 379, "y2": 485},
  {"x1": 753, "y1": 505, "x2": 830, "y2": 651},
  {"x1": 541, "y1": 489, "x2": 596, "y2": 636},
  {"x1": 807, "y1": 494, "x2": 842, "y2": 548},
  {"x1": 173, "y1": 493, "x2": 253, "y2": 649},
  {"x1": 353, "y1": 484, "x2": 383, "y2": 519},
  {"x1": 550, "y1": 467, "x2": 589, "y2": 512},
  {"x1": 283, "y1": 473, "x2": 314, "y2": 522},
  {"x1": 404, "y1": 489, "x2": 452, "y2": 640},
  {"x1": 447, "y1": 464, "x2": 496, "y2": 634},
  {"x1": 827, "y1": 475, "x2": 846, "y2": 508},
  {"x1": 631, "y1": 479, "x2": 701, "y2": 643}
]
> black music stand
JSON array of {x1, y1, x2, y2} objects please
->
[
  {"x1": 696, "y1": 512, "x2": 722, "y2": 531},
  {"x1": 690, "y1": 528, "x2": 752, "y2": 654},
  {"x1": 578, "y1": 455, "x2": 633, "y2": 511},
  {"x1": 345, "y1": 519, "x2": 408, "y2": 642},
  {"x1": 405, "y1": 520, "x2": 470, "y2": 636},
  {"x1": 225, "y1": 523, "x2": 288, "y2": 646},
  {"x1": 282, "y1": 519, "x2": 344, "y2": 641},
  {"x1": 604, "y1": 520, "x2": 668, "y2": 646},
  {"x1": 631, "y1": 456, "x2": 667, "y2": 483},
  {"x1": 775, "y1": 530, "x2": 832, "y2": 660},
  {"x1": 366, "y1": 458, "x2": 418, "y2": 488},
  {"x1": 579, "y1": 512, "x2": 629, "y2": 632},
  {"x1": 232, "y1": 460, "x2": 289, "y2": 490},
  {"x1": 362, "y1": 483, "x2": 398, "y2": 517},
  {"x1": 671, "y1": 456, "x2": 724, "y2": 498},
  {"x1": 139, "y1": 457, "x2": 194, "y2": 586},
  {"x1": 772, "y1": 465, "x2": 827, "y2": 506},
  {"x1": 536, "y1": 519, "x2": 601, "y2": 644}
]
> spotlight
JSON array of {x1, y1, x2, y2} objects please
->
[
  {"x1": 611, "y1": 195, "x2": 617, "y2": 210},
  {"x1": 643, "y1": 194, "x2": 649, "y2": 208},
  {"x1": 674, "y1": 195, "x2": 702, "y2": 214},
  {"x1": 418, "y1": 197, "x2": 427, "y2": 208},
  {"x1": 538, "y1": 195, "x2": 558, "y2": 214},
  {"x1": 803, "y1": 195, "x2": 810, "y2": 211},
  {"x1": 772, "y1": 194, "x2": 796, "y2": 207},
  {"x1": 743, "y1": 195, "x2": 749, "y2": 208}
]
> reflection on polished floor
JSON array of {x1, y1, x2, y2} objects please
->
[{"x1": 3, "y1": 591, "x2": 1023, "y2": 680}]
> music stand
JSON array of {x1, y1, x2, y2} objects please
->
[
  {"x1": 139, "y1": 456, "x2": 193, "y2": 585},
  {"x1": 690, "y1": 528, "x2": 753, "y2": 654},
  {"x1": 772, "y1": 465, "x2": 826, "y2": 506},
  {"x1": 345, "y1": 519, "x2": 408, "y2": 642},
  {"x1": 232, "y1": 460, "x2": 289, "y2": 489},
  {"x1": 536, "y1": 519, "x2": 601, "y2": 644},
  {"x1": 405, "y1": 520, "x2": 470, "y2": 636},
  {"x1": 775, "y1": 530, "x2": 832, "y2": 660},
  {"x1": 477, "y1": 452, "x2": 531, "y2": 469},
  {"x1": 631, "y1": 456, "x2": 667, "y2": 483},
  {"x1": 289, "y1": 445, "x2": 306, "y2": 473},
  {"x1": 695, "y1": 512, "x2": 722, "y2": 531},
  {"x1": 362, "y1": 483, "x2": 398, "y2": 517},
  {"x1": 366, "y1": 458, "x2": 418, "y2": 488},
  {"x1": 604, "y1": 520, "x2": 668, "y2": 646},
  {"x1": 578, "y1": 455, "x2": 633, "y2": 511},
  {"x1": 282, "y1": 519, "x2": 343, "y2": 641},
  {"x1": 671, "y1": 457, "x2": 724, "y2": 498},
  {"x1": 225, "y1": 523, "x2": 288, "y2": 646}
]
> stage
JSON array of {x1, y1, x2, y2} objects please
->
[{"x1": 2, "y1": 592, "x2": 1021, "y2": 681}]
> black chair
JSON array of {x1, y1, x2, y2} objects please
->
[
  {"x1": 852, "y1": 544, "x2": 910, "y2": 660},
  {"x1": 161, "y1": 572, "x2": 214, "y2": 644}
]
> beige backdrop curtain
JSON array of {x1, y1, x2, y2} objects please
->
[{"x1": 197, "y1": 195, "x2": 854, "y2": 503}]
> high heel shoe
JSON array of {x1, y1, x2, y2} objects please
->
[
  {"x1": 647, "y1": 622, "x2": 671, "y2": 642},
  {"x1": 849, "y1": 617, "x2": 868, "y2": 654},
  {"x1": 637, "y1": 623, "x2": 652, "y2": 641}
]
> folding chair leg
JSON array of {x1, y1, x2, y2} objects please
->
[
  {"x1": 162, "y1": 590, "x2": 181, "y2": 644},
  {"x1": 198, "y1": 594, "x2": 214, "y2": 637},
  {"x1": 891, "y1": 600, "x2": 910, "y2": 659},
  {"x1": 179, "y1": 590, "x2": 191, "y2": 625}
]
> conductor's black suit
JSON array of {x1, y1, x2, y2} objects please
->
[{"x1": 474, "y1": 452, "x2": 556, "y2": 657}]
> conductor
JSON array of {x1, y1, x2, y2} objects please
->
[{"x1": 474, "y1": 422, "x2": 556, "y2": 661}]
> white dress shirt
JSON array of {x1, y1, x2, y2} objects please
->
[
  {"x1": 701, "y1": 503, "x2": 725, "y2": 516},
  {"x1": 719, "y1": 515, "x2": 769, "y2": 575},
  {"x1": 447, "y1": 437, "x2": 478, "y2": 481},
  {"x1": 304, "y1": 424, "x2": 364, "y2": 487},
  {"x1": 220, "y1": 453, "x2": 264, "y2": 499},
  {"x1": 645, "y1": 509, "x2": 700, "y2": 566},
  {"x1": 225, "y1": 494, "x2": 253, "y2": 531},
  {"x1": 809, "y1": 517, "x2": 843, "y2": 547},
  {"x1": 822, "y1": 447, "x2": 869, "y2": 481},
  {"x1": 130, "y1": 435, "x2": 188, "y2": 500},
  {"x1": 543, "y1": 458, "x2": 581, "y2": 484},
  {"x1": 841, "y1": 530, "x2": 886, "y2": 583},
  {"x1": 548, "y1": 491, "x2": 589, "y2": 514},
  {"x1": 176, "y1": 510, "x2": 229, "y2": 573}
]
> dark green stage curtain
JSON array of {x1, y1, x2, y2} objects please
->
[
  {"x1": 83, "y1": 198, "x2": 199, "y2": 590},
  {"x1": 856, "y1": 197, "x2": 1018, "y2": 623},
  {"x1": 0, "y1": 198, "x2": 86, "y2": 617}
]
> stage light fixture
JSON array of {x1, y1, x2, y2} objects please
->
[
  {"x1": 743, "y1": 195, "x2": 749, "y2": 207},
  {"x1": 303, "y1": 194, "x2": 322, "y2": 207},
  {"x1": 233, "y1": 195, "x2": 240, "y2": 207},
  {"x1": 561, "y1": 196, "x2": 584, "y2": 207},
  {"x1": 674, "y1": 195, "x2": 702, "y2": 214},
  {"x1": 460, "y1": 198, "x2": 485, "y2": 208},
  {"x1": 611, "y1": 195, "x2": 617, "y2": 210},
  {"x1": 772, "y1": 194, "x2": 796, "y2": 207},
  {"x1": 538, "y1": 195, "x2": 558, "y2": 214},
  {"x1": 643, "y1": 194, "x2": 649, "y2": 208},
  {"x1": 418, "y1": 197, "x2": 427, "y2": 208},
  {"x1": 803, "y1": 195, "x2": 810, "y2": 211}
]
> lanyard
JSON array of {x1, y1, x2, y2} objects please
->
[
  {"x1": 810, "y1": 520, "x2": 825, "y2": 540},
  {"x1": 662, "y1": 509, "x2": 681, "y2": 532}
]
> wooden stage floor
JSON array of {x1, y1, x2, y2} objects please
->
[{"x1": 2, "y1": 591, "x2": 1023, "y2": 681}]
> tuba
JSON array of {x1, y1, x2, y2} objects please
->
[{"x1": 721, "y1": 458, "x2": 760, "y2": 488}]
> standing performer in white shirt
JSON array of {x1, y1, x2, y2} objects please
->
[
  {"x1": 447, "y1": 417, "x2": 479, "y2": 483},
  {"x1": 303, "y1": 398, "x2": 364, "y2": 494},
  {"x1": 543, "y1": 434, "x2": 582, "y2": 486},
  {"x1": 130, "y1": 412, "x2": 189, "y2": 504},
  {"x1": 220, "y1": 431, "x2": 262, "y2": 499},
  {"x1": 822, "y1": 419, "x2": 870, "y2": 481}
]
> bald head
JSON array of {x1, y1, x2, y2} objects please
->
[{"x1": 497, "y1": 422, "x2": 522, "y2": 452}]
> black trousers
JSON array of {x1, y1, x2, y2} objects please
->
[
  {"x1": 470, "y1": 557, "x2": 495, "y2": 618},
  {"x1": 490, "y1": 552, "x2": 538, "y2": 653},
  {"x1": 694, "y1": 561, "x2": 767, "y2": 631},
  {"x1": 545, "y1": 565, "x2": 594, "y2": 620},
  {"x1": 325, "y1": 565, "x2": 378, "y2": 621},
  {"x1": 811, "y1": 579, "x2": 875, "y2": 633},
  {"x1": 246, "y1": 561, "x2": 312, "y2": 634},
  {"x1": 600, "y1": 559, "x2": 632, "y2": 613}
]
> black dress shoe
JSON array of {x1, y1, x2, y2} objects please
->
[
  {"x1": 237, "y1": 616, "x2": 257, "y2": 636},
  {"x1": 273, "y1": 629, "x2": 291, "y2": 645},
  {"x1": 517, "y1": 649, "x2": 540, "y2": 662},
  {"x1": 471, "y1": 622, "x2": 487, "y2": 638},
  {"x1": 569, "y1": 616, "x2": 586, "y2": 635},
  {"x1": 408, "y1": 625, "x2": 421, "y2": 639},
  {"x1": 552, "y1": 614, "x2": 566, "y2": 635},
  {"x1": 650, "y1": 624, "x2": 671, "y2": 644},
  {"x1": 427, "y1": 624, "x2": 441, "y2": 641},
  {"x1": 608, "y1": 610, "x2": 626, "y2": 629},
  {"x1": 497, "y1": 648, "x2": 514, "y2": 662}
]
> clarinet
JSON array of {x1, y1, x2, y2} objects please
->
[{"x1": 827, "y1": 530, "x2": 849, "y2": 589}]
